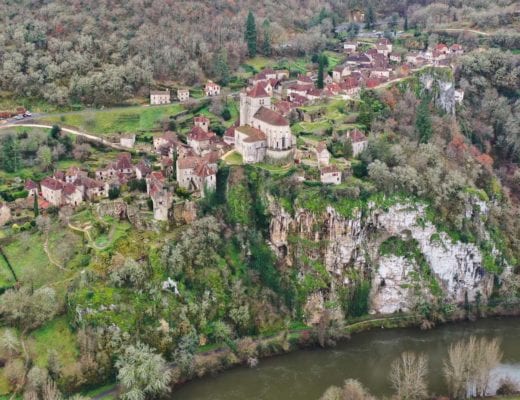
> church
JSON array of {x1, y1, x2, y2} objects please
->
[{"x1": 234, "y1": 84, "x2": 295, "y2": 164}]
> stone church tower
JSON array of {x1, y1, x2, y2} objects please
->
[{"x1": 239, "y1": 85, "x2": 271, "y2": 126}]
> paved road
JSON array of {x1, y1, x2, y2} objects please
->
[{"x1": 0, "y1": 123, "x2": 129, "y2": 151}]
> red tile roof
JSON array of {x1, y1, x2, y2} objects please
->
[
  {"x1": 25, "y1": 179, "x2": 38, "y2": 190},
  {"x1": 253, "y1": 107, "x2": 289, "y2": 126},
  {"x1": 247, "y1": 84, "x2": 270, "y2": 98},
  {"x1": 236, "y1": 125, "x2": 267, "y2": 143},
  {"x1": 41, "y1": 177, "x2": 63, "y2": 191},
  {"x1": 194, "y1": 163, "x2": 216, "y2": 178},
  {"x1": 348, "y1": 128, "x2": 367, "y2": 143},
  {"x1": 189, "y1": 126, "x2": 215, "y2": 141},
  {"x1": 194, "y1": 116, "x2": 210, "y2": 124},
  {"x1": 63, "y1": 183, "x2": 78, "y2": 195},
  {"x1": 321, "y1": 165, "x2": 340, "y2": 174}
]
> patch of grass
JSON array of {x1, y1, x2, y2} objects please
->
[
  {"x1": 3, "y1": 232, "x2": 52, "y2": 287},
  {"x1": 0, "y1": 253, "x2": 16, "y2": 288},
  {"x1": 29, "y1": 317, "x2": 79, "y2": 369},
  {"x1": 41, "y1": 103, "x2": 184, "y2": 135},
  {"x1": 223, "y1": 151, "x2": 243, "y2": 166},
  {"x1": 243, "y1": 56, "x2": 274, "y2": 72}
]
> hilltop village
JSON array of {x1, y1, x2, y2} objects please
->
[
  {"x1": 13, "y1": 36, "x2": 467, "y2": 225},
  {"x1": 1, "y1": 0, "x2": 520, "y2": 399}
]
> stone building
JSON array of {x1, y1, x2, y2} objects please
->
[
  {"x1": 320, "y1": 165, "x2": 342, "y2": 185},
  {"x1": 177, "y1": 89, "x2": 190, "y2": 102},
  {"x1": 150, "y1": 90, "x2": 171, "y2": 105},
  {"x1": 235, "y1": 83, "x2": 295, "y2": 163},
  {"x1": 204, "y1": 81, "x2": 221, "y2": 96}
]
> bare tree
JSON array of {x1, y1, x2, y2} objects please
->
[
  {"x1": 390, "y1": 352, "x2": 429, "y2": 400},
  {"x1": 443, "y1": 336, "x2": 502, "y2": 399}
]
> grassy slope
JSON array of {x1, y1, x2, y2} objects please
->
[{"x1": 42, "y1": 103, "x2": 184, "y2": 135}]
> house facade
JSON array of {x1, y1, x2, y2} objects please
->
[
  {"x1": 177, "y1": 89, "x2": 190, "y2": 102},
  {"x1": 320, "y1": 165, "x2": 342, "y2": 185},
  {"x1": 205, "y1": 81, "x2": 221, "y2": 96},
  {"x1": 150, "y1": 90, "x2": 171, "y2": 105}
]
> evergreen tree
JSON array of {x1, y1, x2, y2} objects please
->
[
  {"x1": 388, "y1": 13, "x2": 398, "y2": 33},
  {"x1": 317, "y1": 54, "x2": 325, "y2": 89},
  {"x1": 262, "y1": 19, "x2": 272, "y2": 56},
  {"x1": 245, "y1": 11, "x2": 257, "y2": 58},
  {"x1": 33, "y1": 194, "x2": 39, "y2": 218},
  {"x1": 416, "y1": 97, "x2": 433, "y2": 143},
  {"x1": 404, "y1": 14, "x2": 408, "y2": 31},
  {"x1": 2, "y1": 135, "x2": 20, "y2": 173},
  {"x1": 213, "y1": 48, "x2": 230, "y2": 85},
  {"x1": 49, "y1": 125, "x2": 61, "y2": 139},
  {"x1": 364, "y1": 5, "x2": 376, "y2": 30}
]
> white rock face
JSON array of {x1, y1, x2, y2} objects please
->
[
  {"x1": 269, "y1": 200, "x2": 495, "y2": 315},
  {"x1": 371, "y1": 255, "x2": 414, "y2": 314}
]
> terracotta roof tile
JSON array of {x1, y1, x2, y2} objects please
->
[{"x1": 253, "y1": 107, "x2": 288, "y2": 127}]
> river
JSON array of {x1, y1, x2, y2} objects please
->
[{"x1": 173, "y1": 317, "x2": 520, "y2": 400}]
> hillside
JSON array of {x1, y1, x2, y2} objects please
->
[
  {"x1": 0, "y1": 1, "x2": 519, "y2": 400},
  {"x1": 0, "y1": 0, "x2": 518, "y2": 107}
]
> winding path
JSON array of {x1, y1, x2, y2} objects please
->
[
  {"x1": 0, "y1": 123, "x2": 128, "y2": 151},
  {"x1": 432, "y1": 27, "x2": 490, "y2": 36}
]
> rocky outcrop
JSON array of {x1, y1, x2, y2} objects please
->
[{"x1": 269, "y1": 200, "x2": 494, "y2": 316}]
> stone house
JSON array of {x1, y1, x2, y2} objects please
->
[
  {"x1": 40, "y1": 177, "x2": 64, "y2": 206},
  {"x1": 81, "y1": 177, "x2": 108, "y2": 200},
  {"x1": 389, "y1": 53, "x2": 402, "y2": 63},
  {"x1": 150, "y1": 90, "x2": 171, "y2": 105},
  {"x1": 287, "y1": 84, "x2": 311, "y2": 98},
  {"x1": 161, "y1": 156, "x2": 174, "y2": 177},
  {"x1": 296, "y1": 74, "x2": 313, "y2": 86},
  {"x1": 332, "y1": 65, "x2": 351, "y2": 82},
  {"x1": 119, "y1": 134, "x2": 136, "y2": 149},
  {"x1": 450, "y1": 44, "x2": 463, "y2": 55},
  {"x1": 377, "y1": 38, "x2": 393, "y2": 53},
  {"x1": 135, "y1": 159, "x2": 152, "y2": 180},
  {"x1": 64, "y1": 167, "x2": 82, "y2": 183},
  {"x1": 234, "y1": 126, "x2": 267, "y2": 164},
  {"x1": 25, "y1": 179, "x2": 39, "y2": 197},
  {"x1": 224, "y1": 125, "x2": 236, "y2": 145},
  {"x1": 315, "y1": 142, "x2": 330, "y2": 166},
  {"x1": 62, "y1": 183, "x2": 83, "y2": 207},
  {"x1": 187, "y1": 126, "x2": 216, "y2": 155},
  {"x1": 177, "y1": 89, "x2": 190, "y2": 102},
  {"x1": 147, "y1": 171, "x2": 173, "y2": 221},
  {"x1": 96, "y1": 164, "x2": 118, "y2": 181},
  {"x1": 347, "y1": 128, "x2": 368, "y2": 156},
  {"x1": 343, "y1": 41, "x2": 357, "y2": 52},
  {"x1": 376, "y1": 44, "x2": 391, "y2": 57},
  {"x1": 320, "y1": 165, "x2": 342, "y2": 185},
  {"x1": 176, "y1": 156, "x2": 217, "y2": 195},
  {"x1": 435, "y1": 43, "x2": 449, "y2": 54},
  {"x1": 153, "y1": 132, "x2": 177, "y2": 154},
  {"x1": 204, "y1": 81, "x2": 221, "y2": 96}
]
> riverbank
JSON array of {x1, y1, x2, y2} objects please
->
[{"x1": 84, "y1": 303, "x2": 520, "y2": 400}]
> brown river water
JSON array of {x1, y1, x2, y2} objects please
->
[{"x1": 173, "y1": 317, "x2": 520, "y2": 400}]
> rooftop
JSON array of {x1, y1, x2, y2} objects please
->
[
  {"x1": 236, "y1": 125, "x2": 267, "y2": 142},
  {"x1": 253, "y1": 107, "x2": 289, "y2": 127}
]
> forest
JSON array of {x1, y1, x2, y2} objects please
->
[{"x1": 0, "y1": 0, "x2": 518, "y2": 105}]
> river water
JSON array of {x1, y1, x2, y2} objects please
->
[{"x1": 173, "y1": 317, "x2": 520, "y2": 400}]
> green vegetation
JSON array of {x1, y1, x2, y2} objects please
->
[{"x1": 42, "y1": 103, "x2": 184, "y2": 135}]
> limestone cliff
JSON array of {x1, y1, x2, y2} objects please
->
[{"x1": 269, "y1": 199, "x2": 495, "y2": 317}]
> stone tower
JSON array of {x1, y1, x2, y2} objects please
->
[{"x1": 239, "y1": 84, "x2": 271, "y2": 126}]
